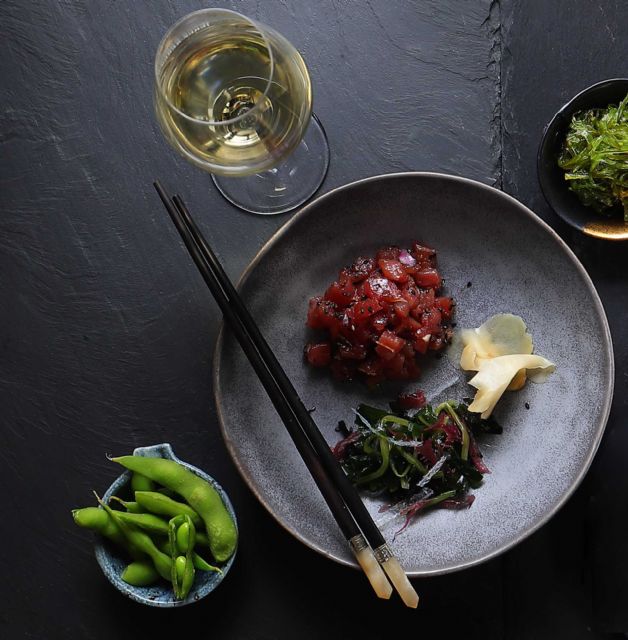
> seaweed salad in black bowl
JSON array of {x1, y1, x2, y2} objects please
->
[{"x1": 538, "y1": 78, "x2": 628, "y2": 241}]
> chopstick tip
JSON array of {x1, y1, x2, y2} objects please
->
[
  {"x1": 352, "y1": 544, "x2": 393, "y2": 600},
  {"x1": 378, "y1": 552, "x2": 419, "y2": 609}
]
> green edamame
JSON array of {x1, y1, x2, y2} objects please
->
[
  {"x1": 109, "y1": 496, "x2": 145, "y2": 513},
  {"x1": 72, "y1": 507, "x2": 126, "y2": 547},
  {"x1": 112, "y1": 456, "x2": 237, "y2": 562},
  {"x1": 168, "y1": 515, "x2": 195, "y2": 600},
  {"x1": 174, "y1": 555, "x2": 187, "y2": 579},
  {"x1": 169, "y1": 515, "x2": 196, "y2": 554},
  {"x1": 189, "y1": 551, "x2": 221, "y2": 574},
  {"x1": 180, "y1": 559, "x2": 194, "y2": 599},
  {"x1": 113, "y1": 511, "x2": 169, "y2": 536},
  {"x1": 134, "y1": 491, "x2": 202, "y2": 527},
  {"x1": 175, "y1": 521, "x2": 191, "y2": 554},
  {"x1": 121, "y1": 560, "x2": 159, "y2": 587},
  {"x1": 194, "y1": 531, "x2": 210, "y2": 548},
  {"x1": 131, "y1": 472, "x2": 155, "y2": 493},
  {"x1": 157, "y1": 540, "x2": 222, "y2": 573},
  {"x1": 72, "y1": 507, "x2": 142, "y2": 560},
  {"x1": 95, "y1": 493, "x2": 172, "y2": 581},
  {"x1": 173, "y1": 555, "x2": 189, "y2": 595}
]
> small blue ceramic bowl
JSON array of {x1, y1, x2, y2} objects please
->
[{"x1": 94, "y1": 443, "x2": 237, "y2": 607}]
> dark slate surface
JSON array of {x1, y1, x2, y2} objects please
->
[
  {"x1": 501, "y1": 1, "x2": 628, "y2": 636},
  {"x1": 0, "y1": 0, "x2": 625, "y2": 638}
]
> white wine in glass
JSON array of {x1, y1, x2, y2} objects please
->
[{"x1": 154, "y1": 9, "x2": 329, "y2": 215}]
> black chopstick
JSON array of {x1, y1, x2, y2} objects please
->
[
  {"x1": 154, "y1": 185, "x2": 393, "y2": 600},
  {"x1": 154, "y1": 182, "x2": 417, "y2": 606},
  {"x1": 153, "y1": 183, "x2": 389, "y2": 598},
  {"x1": 169, "y1": 195, "x2": 390, "y2": 544},
  {"x1": 158, "y1": 194, "x2": 357, "y2": 535}
]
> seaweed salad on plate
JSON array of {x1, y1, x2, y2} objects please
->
[{"x1": 333, "y1": 391, "x2": 502, "y2": 535}]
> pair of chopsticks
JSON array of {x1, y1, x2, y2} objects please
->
[{"x1": 154, "y1": 181, "x2": 419, "y2": 608}]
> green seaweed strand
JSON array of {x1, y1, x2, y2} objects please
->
[{"x1": 356, "y1": 437, "x2": 390, "y2": 485}]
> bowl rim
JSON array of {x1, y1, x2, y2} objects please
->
[
  {"x1": 213, "y1": 171, "x2": 614, "y2": 576},
  {"x1": 537, "y1": 77, "x2": 628, "y2": 240},
  {"x1": 93, "y1": 442, "x2": 237, "y2": 607}
]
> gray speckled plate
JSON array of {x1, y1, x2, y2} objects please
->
[{"x1": 214, "y1": 172, "x2": 613, "y2": 576}]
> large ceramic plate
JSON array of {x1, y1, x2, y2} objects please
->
[{"x1": 214, "y1": 173, "x2": 613, "y2": 575}]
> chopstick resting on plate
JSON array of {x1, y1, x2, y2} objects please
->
[{"x1": 154, "y1": 181, "x2": 418, "y2": 608}]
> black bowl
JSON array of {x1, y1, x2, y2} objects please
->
[{"x1": 538, "y1": 78, "x2": 628, "y2": 240}]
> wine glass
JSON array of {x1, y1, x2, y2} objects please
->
[{"x1": 154, "y1": 8, "x2": 329, "y2": 215}]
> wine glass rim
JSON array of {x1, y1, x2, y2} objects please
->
[{"x1": 154, "y1": 8, "x2": 275, "y2": 127}]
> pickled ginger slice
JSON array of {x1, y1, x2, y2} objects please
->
[
  {"x1": 467, "y1": 354, "x2": 555, "y2": 418},
  {"x1": 459, "y1": 313, "x2": 533, "y2": 371}
]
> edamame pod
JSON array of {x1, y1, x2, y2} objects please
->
[
  {"x1": 169, "y1": 515, "x2": 195, "y2": 600},
  {"x1": 113, "y1": 511, "x2": 169, "y2": 536},
  {"x1": 112, "y1": 456, "x2": 237, "y2": 562},
  {"x1": 95, "y1": 493, "x2": 172, "y2": 581},
  {"x1": 190, "y1": 552, "x2": 222, "y2": 574},
  {"x1": 121, "y1": 560, "x2": 159, "y2": 587},
  {"x1": 175, "y1": 521, "x2": 191, "y2": 554},
  {"x1": 169, "y1": 515, "x2": 196, "y2": 553},
  {"x1": 157, "y1": 540, "x2": 222, "y2": 573},
  {"x1": 72, "y1": 507, "x2": 142, "y2": 560},
  {"x1": 180, "y1": 557, "x2": 195, "y2": 599},
  {"x1": 72, "y1": 507, "x2": 126, "y2": 547},
  {"x1": 109, "y1": 496, "x2": 145, "y2": 513},
  {"x1": 174, "y1": 555, "x2": 187, "y2": 580},
  {"x1": 131, "y1": 472, "x2": 155, "y2": 493},
  {"x1": 134, "y1": 491, "x2": 202, "y2": 527},
  {"x1": 194, "y1": 531, "x2": 210, "y2": 548},
  {"x1": 173, "y1": 555, "x2": 191, "y2": 599}
]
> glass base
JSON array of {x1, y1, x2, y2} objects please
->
[{"x1": 211, "y1": 113, "x2": 330, "y2": 215}]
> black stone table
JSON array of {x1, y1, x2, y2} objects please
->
[{"x1": 2, "y1": 1, "x2": 626, "y2": 638}]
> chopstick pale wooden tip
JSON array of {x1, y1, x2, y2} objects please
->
[
  {"x1": 353, "y1": 546, "x2": 393, "y2": 599},
  {"x1": 381, "y1": 556, "x2": 419, "y2": 608}
]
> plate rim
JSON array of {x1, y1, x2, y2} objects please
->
[{"x1": 213, "y1": 171, "x2": 615, "y2": 575}]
